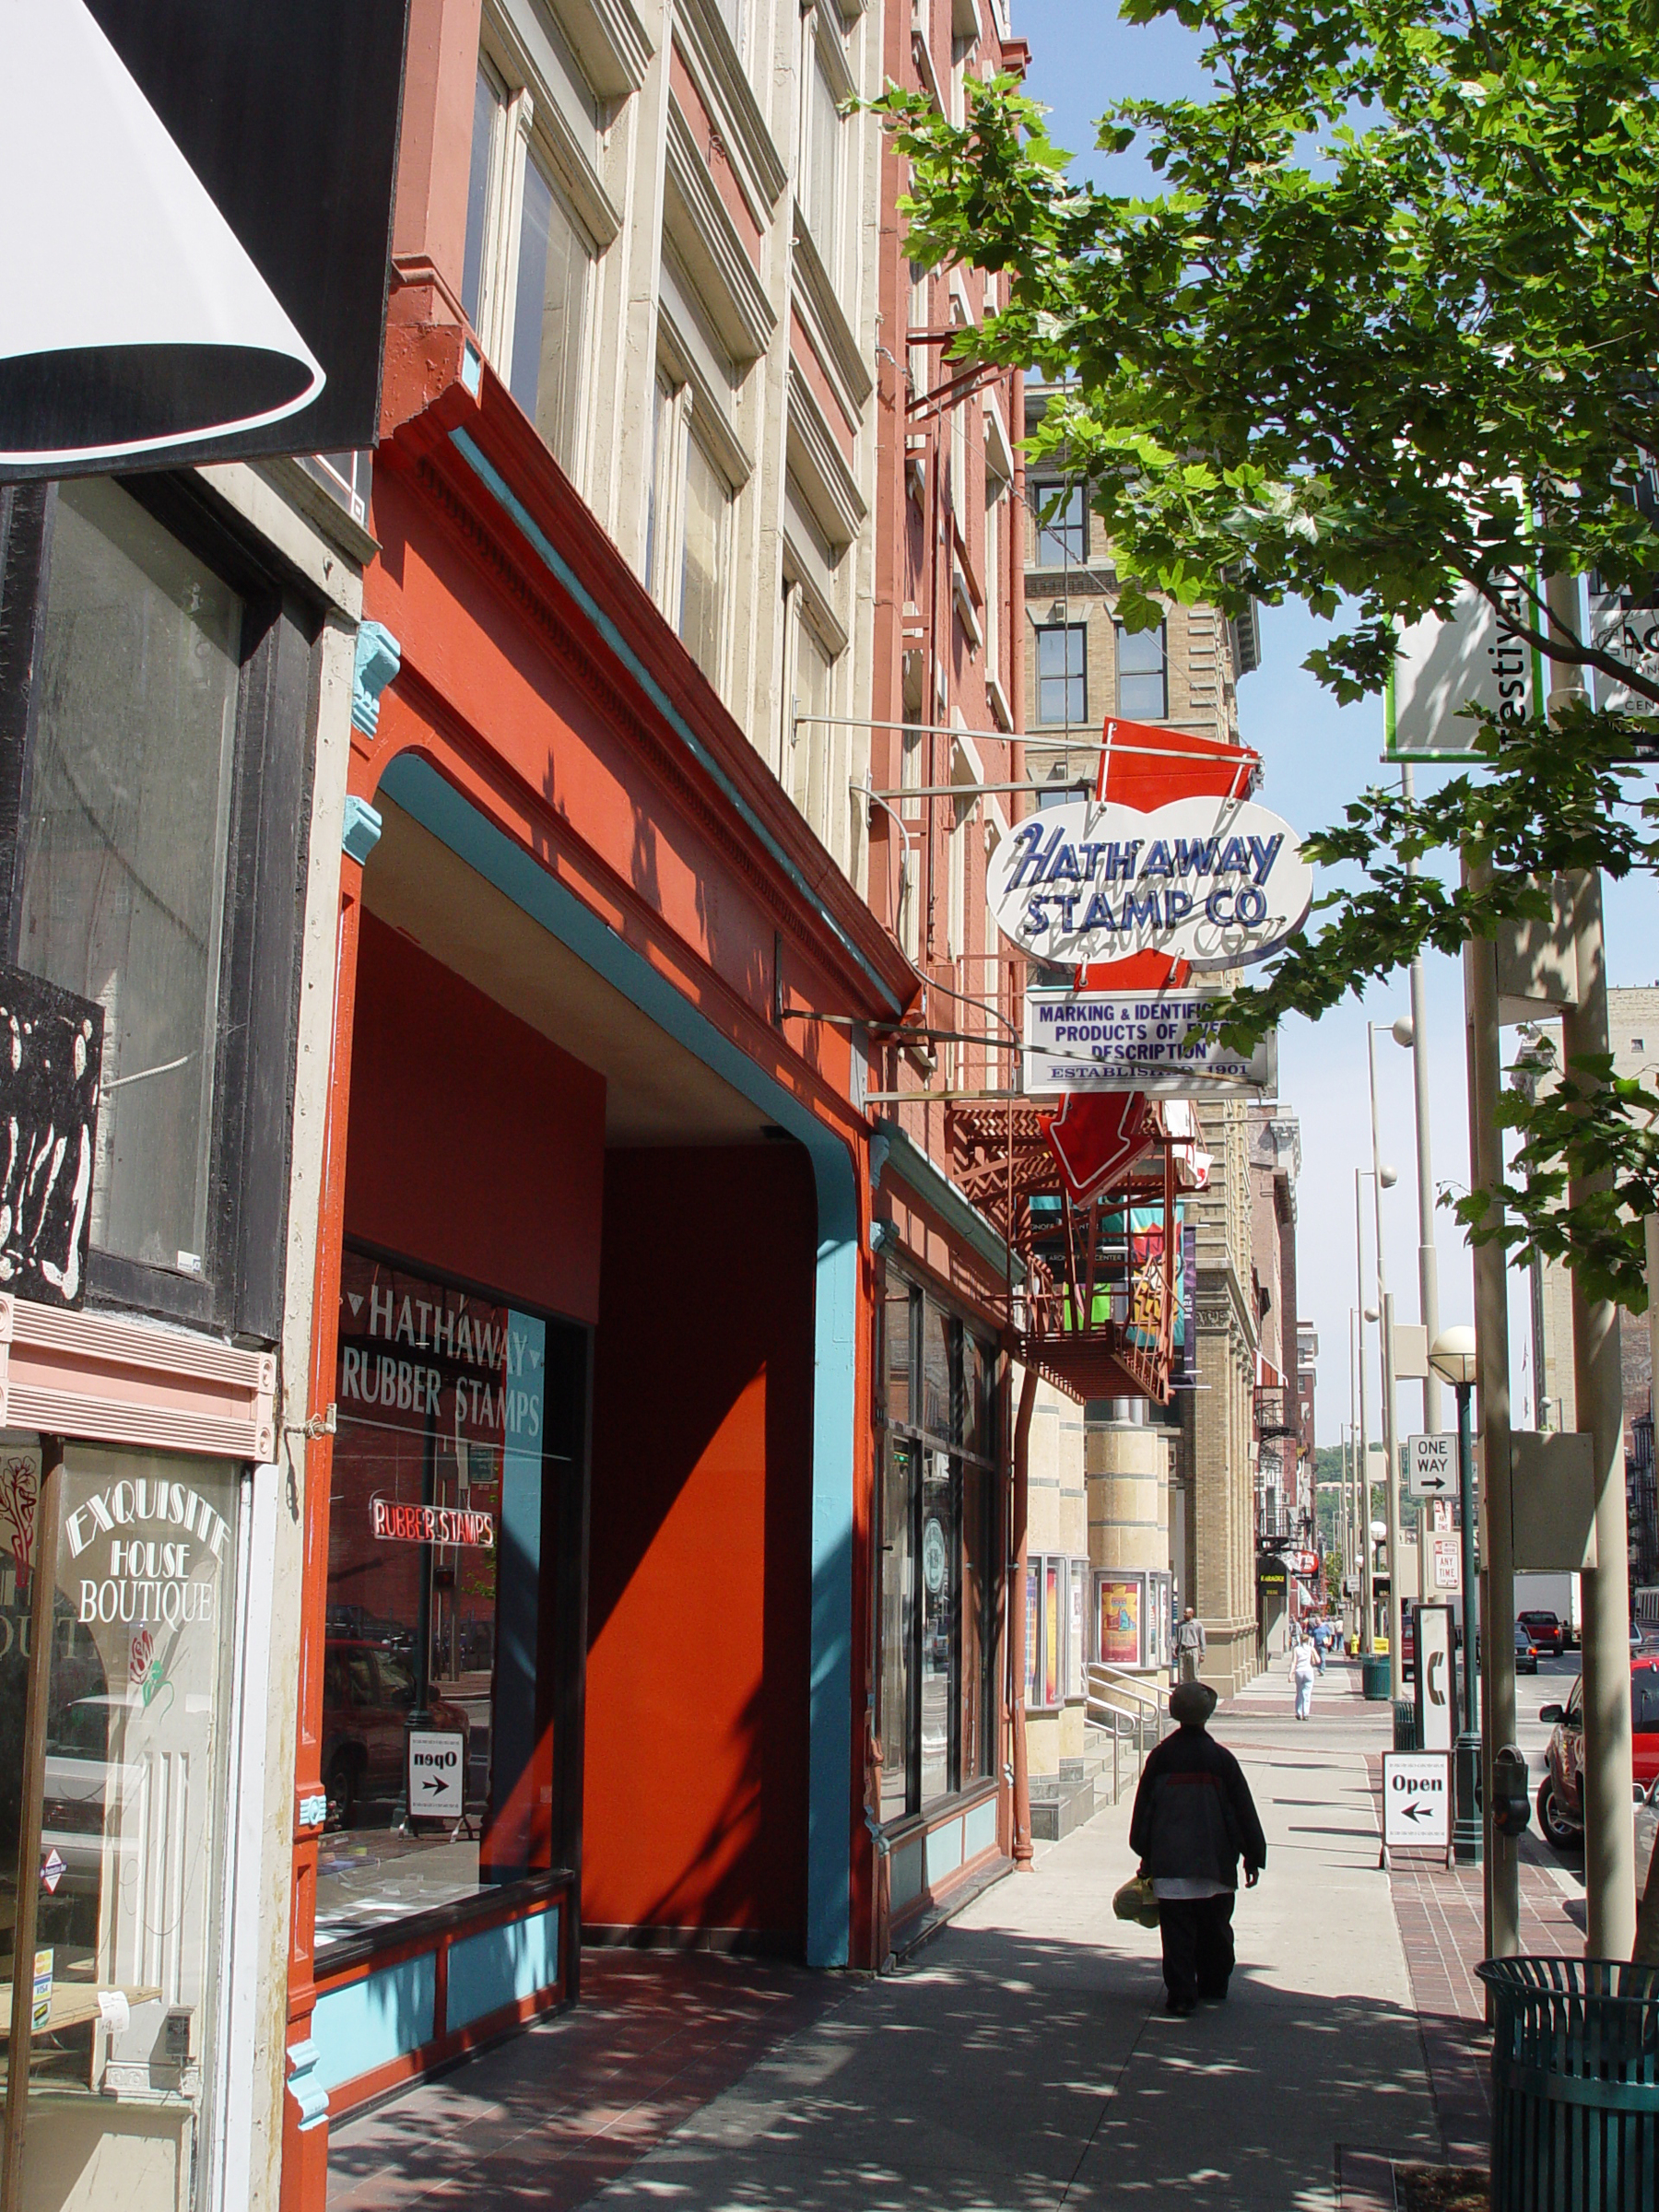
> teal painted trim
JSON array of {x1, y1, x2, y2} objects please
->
[
  {"x1": 285, "y1": 2038, "x2": 329, "y2": 2132},
  {"x1": 962, "y1": 1794, "x2": 998, "y2": 1862},
  {"x1": 872, "y1": 1117, "x2": 1021, "y2": 1286},
  {"x1": 447, "y1": 1906, "x2": 561, "y2": 2032},
  {"x1": 342, "y1": 794, "x2": 383, "y2": 864},
  {"x1": 311, "y1": 1954, "x2": 436, "y2": 2092},
  {"x1": 889, "y1": 1834, "x2": 924, "y2": 1915},
  {"x1": 924, "y1": 1817, "x2": 964, "y2": 1886},
  {"x1": 492, "y1": 1312, "x2": 546, "y2": 1877},
  {"x1": 351, "y1": 620, "x2": 402, "y2": 737},
  {"x1": 444, "y1": 425, "x2": 902, "y2": 1019},
  {"x1": 377, "y1": 755, "x2": 855, "y2": 1968}
]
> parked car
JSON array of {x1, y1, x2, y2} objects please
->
[
  {"x1": 1537, "y1": 1656, "x2": 1659, "y2": 1850},
  {"x1": 1514, "y1": 1624, "x2": 1539, "y2": 1676},
  {"x1": 322, "y1": 1638, "x2": 471, "y2": 1828},
  {"x1": 1518, "y1": 1609, "x2": 1565, "y2": 1656}
]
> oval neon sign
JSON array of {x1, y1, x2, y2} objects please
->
[{"x1": 986, "y1": 796, "x2": 1312, "y2": 970}]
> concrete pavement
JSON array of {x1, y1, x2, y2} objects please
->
[{"x1": 329, "y1": 1679, "x2": 1446, "y2": 2210}]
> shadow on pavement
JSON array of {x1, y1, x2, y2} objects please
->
[{"x1": 324, "y1": 1919, "x2": 1443, "y2": 2211}]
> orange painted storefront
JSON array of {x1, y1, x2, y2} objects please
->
[{"x1": 278, "y1": 333, "x2": 917, "y2": 2202}]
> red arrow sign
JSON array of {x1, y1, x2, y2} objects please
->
[{"x1": 1041, "y1": 1091, "x2": 1155, "y2": 1204}]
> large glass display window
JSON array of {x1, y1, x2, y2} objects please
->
[
  {"x1": 317, "y1": 1246, "x2": 587, "y2": 1951},
  {"x1": 0, "y1": 1434, "x2": 242, "y2": 2212},
  {"x1": 875, "y1": 1274, "x2": 1003, "y2": 1825}
]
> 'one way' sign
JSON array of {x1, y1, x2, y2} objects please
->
[{"x1": 1406, "y1": 1433, "x2": 1456, "y2": 1500}]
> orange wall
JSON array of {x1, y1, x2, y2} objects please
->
[
  {"x1": 584, "y1": 1146, "x2": 816, "y2": 1946},
  {"x1": 344, "y1": 912, "x2": 607, "y2": 1323}
]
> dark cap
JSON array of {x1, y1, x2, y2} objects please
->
[{"x1": 1170, "y1": 1680, "x2": 1218, "y2": 1727}]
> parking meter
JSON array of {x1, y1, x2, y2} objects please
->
[{"x1": 1490, "y1": 1744, "x2": 1531, "y2": 1838}]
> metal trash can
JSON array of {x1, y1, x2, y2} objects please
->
[
  {"x1": 1393, "y1": 1696, "x2": 1418, "y2": 1750},
  {"x1": 1477, "y1": 1957, "x2": 1659, "y2": 2210},
  {"x1": 1361, "y1": 1653, "x2": 1390, "y2": 1700}
]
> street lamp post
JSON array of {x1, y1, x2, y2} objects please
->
[
  {"x1": 1431, "y1": 1326, "x2": 1482, "y2": 1866},
  {"x1": 1355, "y1": 1163, "x2": 1395, "y2": 1666}
]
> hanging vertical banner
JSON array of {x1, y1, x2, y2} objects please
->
[{"x1": 1384, "y1": 576, "x2": 1545, "y2": 759}]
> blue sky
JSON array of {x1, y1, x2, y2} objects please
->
[{"x1": 1015, "y1": 1, "x2": 1659, "y2": 1445}]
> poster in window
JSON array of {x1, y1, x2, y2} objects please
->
[
  {"x1": 1068, "y1": 1559, "x2": 1087, "y2": 1698},
  {"x1": 1043, "y1": 1557, "x2": 1062, "y2": 1706},
  {"x1": 1098, "y1": 1575, "x2": 1142, "y2": 1667},
  {"x1": 0, "y1": 964, "x2": 103, "y2": 1306},
  {"x1": 1024, "y1": 1561, "x2": 1040, "y2": 1708}
]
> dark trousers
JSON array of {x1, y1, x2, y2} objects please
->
[{"x1": 1158, "y1": 1892, "x2": 1236, "y2": 2003}]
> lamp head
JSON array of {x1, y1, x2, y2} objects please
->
[
  {"x1": 1363, "y1": 1304, "x2": 1380, "y2": 1324},
  {"x1": 1380, "y1": 1163, "x2": 1398, "y2": 1188},
  {"x1": 1392, "y1": 1016, "x2": 1415, "y2": 1048},
  {"x1": 1370, "y1": 1520, "x2": 1388, "y2": 1546},
  {"x1": 1429, "y1": 1324, "x2": 1478, "y2": 1388}
]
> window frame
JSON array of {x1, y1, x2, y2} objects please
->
[
  {"x1": 1034, "y1": 483, "x2": 1086, "y2": 569},
  {"x1": 801, "y1": 4, "x2": 853, "y2": 292},
  {"x1": 464, "y1": 21, "x2": 606, "y2": 482},
  {"x1": 875, "y1": 1268, "x2": 1003, "y2": 1827},
  {"x1": 0, "y1": 475, "x2": 319, "y2": 1340},
  {"x1": 1034, "y1": 620, "x2": 1088, "y2": 727},
  {"x1": 1116, "y1": 617, "x2": 1169, "y2": 719}
]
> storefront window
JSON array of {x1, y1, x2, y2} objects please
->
[
  {"x1": 19, "y1": 477, "x2": 241, "y2": 1279},
  {"x1": 0, "y1": 1436, "x2": 241, "y2": 2212},
  {"x1": 919, "y1": 1451, "x2": 955, "y2": 1805},
  {"x1": 876, "y1": 1273, "x2": 1002, "y2": 1825},
  {"x1": 317, "y1": 1248, "x2": 585, "y2": 1949},
  {"x1": 878, "y1": 1439, "x2": 914, "y2": 1823}
]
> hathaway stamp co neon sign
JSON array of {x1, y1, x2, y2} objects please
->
[
  {"x1": 371, "y1": 1497, "x2": 496, "y2": 1548},
  {"x1": 987, "y1": 795, "x2": 1312, "y2": 970}
]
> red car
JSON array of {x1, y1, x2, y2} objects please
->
[
  {"x1": 1536, "y1": 1656, "x2": 1659, "y2": 1849},
  {"x1": 322, "y1": 1638, "x2": 471, "y2": 1828},
  {"x1": 1518, "y1": 1609, "x2": 1567, "y2": 1656}
]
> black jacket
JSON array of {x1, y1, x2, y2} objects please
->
[{"x1": 1129, "y1": 1725, "x2": 1267, "y2": 1888}]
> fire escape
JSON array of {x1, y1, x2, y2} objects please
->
[{"x1": 944, "y1": 1100, "x2": 1182, "y2": 1404}]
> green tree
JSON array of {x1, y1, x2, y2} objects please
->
[{"x1": 876, "y1": 0, "x2": 1659, "y2": 1298}]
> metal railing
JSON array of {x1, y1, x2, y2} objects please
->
[{"x1": 1085, "y1": 1663, "x2": 1171, "y2": 1801}]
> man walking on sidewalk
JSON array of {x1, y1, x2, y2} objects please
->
[
  {"x1": 1130, "y1": 1680, "x2": 1267, "y2": 2017},
  {"x1": 1173, "y1": 1606, "x2": 1206, "y2": 1684}
]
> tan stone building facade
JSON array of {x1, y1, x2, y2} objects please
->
[{"x1": 1018, "y1": 382, "x2": 1270, "y2": 1697}]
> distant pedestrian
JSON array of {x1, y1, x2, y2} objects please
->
[
  {"x1": 1129, "y1": 1679, "x2": 1267, "y2": 2017},
  {"x1": 1174, "y1": 1606, "x2": 1206, "y2": 1684},
  {"x1": 1290, "y1": 1632, "x2": 1320, "y2": 1721}
]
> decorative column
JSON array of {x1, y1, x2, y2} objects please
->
[{"x1": 280, "y1": 622, "x2": 397, "y2": 2212}]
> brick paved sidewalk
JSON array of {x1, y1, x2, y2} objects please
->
[{"x1": 1369, "y1": 1754, "x2": 1583, "y2": 2167}]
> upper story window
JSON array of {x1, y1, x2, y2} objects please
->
[
  {"x1": 650, "y1": 372, "x2": 733, "y2": 689},
  {"x1": 680, "y1": 428, "x2": 729, "y2": 682},
  {"x1": 0, "y1": 476, "x2": 320, "y2": 1336},
  {"x1": 1035, "y1": 621, "x2": 1087, "y2": 725},
  {"x1": 802, "y1": 9, "x2": 850, "y2": 284},
  {"x1": 1035, "y1": 483, "x2": 1086, "y2": 568},
  {"x1": 1116, "y1": 618, "x2": 1168, "y2": 718},
  {"x1": 461, "y1": 37, "x2": 596, "y2": 477}
]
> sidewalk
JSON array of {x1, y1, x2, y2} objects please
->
[{"x1": 328, "y1": 1681, "x2": 1476, "y2": 2210}]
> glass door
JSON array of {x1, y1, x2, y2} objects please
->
[{"x1": 0, "y1": 1439, "x2": 241, "y2": 2212}]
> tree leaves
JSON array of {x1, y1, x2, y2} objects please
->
[{"x1": 872, "y1": 0, "x2": 1659, "y2": 1305}]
